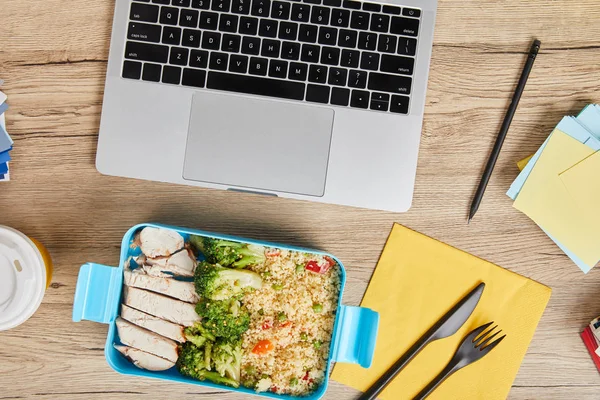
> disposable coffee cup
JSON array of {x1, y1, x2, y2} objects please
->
[{"x1": 0, "y1": 225, "x2": 53, "y2": 331}]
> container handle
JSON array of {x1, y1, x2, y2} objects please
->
[
  {"x1": 72, "y1": 263, "x2": 122, "y2": 324},
  {"x1": 331, "y1": 305, "x2": 379, "y2": 368}
]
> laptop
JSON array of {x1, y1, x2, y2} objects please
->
[{"x1": 96, "y1": 0, "x2": 437, "y2": 212}]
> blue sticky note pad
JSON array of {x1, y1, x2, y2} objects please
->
[
  {"x1": 0, "y1": 102, "x2": 7, "y2": 117},
  {"x1": 0, "y1": 162, "x2": 8, "y2": 174},
  {"x1": 0, "y1": 123, "x2": 12, "y2": 153},
  {"x1": 0, "y1": 150, "x2": 10, "y2": 164}
]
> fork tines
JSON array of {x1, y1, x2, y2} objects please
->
[{"x1": 472, "y1": 321, "x2": 506, "y2": 352}]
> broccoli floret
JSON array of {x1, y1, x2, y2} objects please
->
[
  {"x1": 195, "y1": 298, "x2": 250, "y2": 342},
  {"x1": 177, "y1": 342, "x2": 240, "y2": 388},
  {"x1": 190, "y1": 236, "x2": 266, "y2": 268},
  {"x1": 213, "y1": 339, "x2": 242, "y2": 382},
  {"x1": 194, "y1": 261, "x2": 263, "y2": 301},
  {"x1": 184, "y1": 323, "x2": 216, "y2": 348}
]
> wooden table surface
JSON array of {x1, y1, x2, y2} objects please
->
[{"x1": 1, "y1": 0, "x2": 600, "y2": 399}]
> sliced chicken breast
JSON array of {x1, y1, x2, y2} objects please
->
[
  {"x1": 122, "y1": 286, "x2": 201, "y2": 327},
  {"x1": 115, "y1": 317, "x2": 179, "y2": 363},
  {"x1": 146, "y1": 249, "x2": 197, "y2": 277},
  {"x1": 140, "y1": 227, "x2": 184, "y2": 258},
  {"x1": 121, "y1": 304, "x2": 186, "y2": 343},
  {"x1": 124, "y1": 266, "x2": 199, "y2": 303},
  {"x1": 141, "y1": 264, "x2": 175, "y2": 278},
  {"x1": 114, "y1": 344, "x2": 175, "y2": 371}
]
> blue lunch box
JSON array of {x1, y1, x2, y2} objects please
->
[{"x1": 72, "y1": 223, "x2": 379, "y2": 399}]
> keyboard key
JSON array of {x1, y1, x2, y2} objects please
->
[
  {"x1": 261, "y1": 39, "x2": 281, "y2": 57},
  {"x1": 173, "y1": 0, "x2": 191, "y2": 7},
  {"x1": 259, "y1": 19, "x2": 278, "y2": 37},
  {"x1": 340, "y1": 49, "x2": 359, "y2": 67},
  {"x1": 311, "y1": 6, "x2": 330, "y2": 25},
  {"x1": 125, "y1": 41, "x2": 169, "y2": 63},
  {"x1": 370, "y1": 14, "x2": 389, "y2": 32},
  {"x1": 390, "y1": 94, "x2": 410, "y2": 113},
  {"x1": 338, "y1": 29, "x2": 357, "y2": 47},
  {"x1": 239, "y1": 16, "x2": 259, "y2": 34},
  {"x1": 201, "y1": 31, "x2": 221, "y2": 49},
  {"x1": 402, "y1": 8, "x2": 421, "y2": 18},
  {"x1": 291, "y1": 4, "x2": 310, "y2": 22},
  {"x1": 182, "y1": 29, "x2": 202, "y2": 47},
  {"x1": 390, "y1": 16, "x2": 419, "y2": 36},
  {"x1": 142, "y1": 63, "x2": 162, "y2": 81},
  {"x1": 331, "y1": 8, "x2": 350, "y2": 27},
  {"x1": 162, "y1": 65, "x2": 182, "y2": 84},
  {"x1": 303, "y1": 0, "x2": 320, "y2": 4},
  {"x1": 160, "y1": 7, "x2": 180, "y2": 25},
  {"x1": 318, "y1": 27, "x2": 337, "y2": 45},
  {"x1": 162, "y1": 26, "x2": 182, "y2": 44},
  {"x1": 382, "y1": 4, "x2": 401, "y2": 15},
  {"x1": 323, "y1": 0, "x2": 341, "y2": 6},
  {"x1": 371, "y1": 92, "x2": 389, "y2": 102},
  {"x1": 180, "y1": 8, "x2": 199, "y2": 27},
  {"x1": 301, "y1": 44, "x2": 320, "y2": 62},
  {"x1": 360, "y1": 52, "x2": 379, "y2": 70},
  {"x1": 272, "y1": 1, "x2": 291, "y2": 19},
  {"x1": 288, "y1": 62, "x2": 308, "y2": 80},
  {"x1": 153, "y1": 0, "x2": 170, "y2": 3},
  {"x1": 368, "y1": 72, "x2": 411, "y2": 94},
  {"x1": 251, "y1": 0, "x2": 271, "y2": 17},
  {"x1": 241, "y1": 36, "x2": 260, "y2": 54},
  {"x1": 221, "y1": 34, "x2": 241, "y2": 52},
  {"x1": 278, "y1": 21, "x2": 298, "y2": 40},
  {"x1": 362, "y1": 2, "x2": 380, "y2": 12},
  {"x1": 182, "y1": 68, "x2": 207, "y2": 87},
  {"x1": 397, "y1": 37, "x2": 417, "y2": 56},
  {"x1": 306, "y1": 84, "x2": 330, "y2": 103},
  {"x1": 358, "y1": 32, "x2": 376, "y2": 50},
  {"x1": 350, "y1": 11, "x2": 369, "y2": 29},
  {"x1": 320, "y1": 46, "x2": 340, "y2": 65},
  {"x1": 219, "y1": 14, "x2": 239, "y2": 32},
  {"x1": 350, "y1": 89, "x2": 369, "y2": 108},
  {"x1": 249, "y1": 57, "x2": 269, "y2": 75},
  {"x1": 281, "y1": 41, "x2": 300, "y2": 60},
  {"x1": 342, "y1": 0, "x2": 361, "y2": 10},
  {"x1": 209, "y1": 52, "x2": 229, "y2": 70},
  {"x1": 268, "y1": 59, "x2": 288, "y2": 78},
  {"x1": 308, "y1": 64, "x2": 327, "y2": 83},
  {"x1": 130, "y1": 3, "x2": 160, "y2": 22},
  {"x1": 328, "y1": 67, "x2": 347, "y2": 86},
  {"x1": 170, "y1": 47, "x2": 190, "y2": 65},
  {"x1": 298, "y1": 24, "x2": 318, "y2": 42},
  {"x1": 378, "y1": 34, "x2": 397, "y2": 53},
  {"x1": 348, "y1": 69, "x2": 366, "y2": 88},
  {"x1": 232, "y1": 0, "x2": 250, "y2": 14},
  {"x1": 211, "y1": 0, "x2": 231, "y2": 12},
  {"x1": 192, "y1": 0, "x2": 210, "y2": 9},
  {"x1": 229, "y1": 54, "x2": 249, "y2": 72},
  {"x1": 128, "y1": 22, "x2": 161, "y2": 43},
  {"x1": 381, "y1": 54, "x2": 414, "y2": 75},
  {"x1": 370, "y1": 98, "x2": 388, "y2": 111},
  {"x1": 122, "y1": 60, "x2": 142, "y2": 79},
  {"x1": 190, "y1": 49, "x2": 209, "y2": 67},
  {"x1": 199, "y1": 11, "x2": 219, "y2": 29},
  {"x1": 330, "y1": 87, "x2": 349, "y2": 106}
]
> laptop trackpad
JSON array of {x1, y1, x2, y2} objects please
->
[{"x1": 183, "y1": 92, "x2": 334, "y2": 196}]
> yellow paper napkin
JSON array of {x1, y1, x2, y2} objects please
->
[
  {"x1": 513, "y1": 130, "x2": 600, "y2": 266},
  {"x1": 560, "y1": 150, "x2": 600, "y2": 228},
  {"x1": 331, "y1": 224, "x2": 551, "y2": 400}
]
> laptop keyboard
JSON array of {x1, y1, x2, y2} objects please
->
[{"x1": 122, "y1": 0, "x2": 421, "y2": 114}]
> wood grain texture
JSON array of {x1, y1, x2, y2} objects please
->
[{"x1": 1, "y1": 0, "x2": 600, "y2": 398}]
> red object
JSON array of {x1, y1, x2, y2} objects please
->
[
  {"x1": 266, "y1": 249, "x2": 281, "y2": 257},
  {"x1": 581, "y1": 326, "x2": 600, "y2": 373},
  {"x1": 280, "y1": 320, "x2": 291, "y2": 328},
  {"x1": 305, "y1": 258, "x2": 333, "y2": 274},
  {"x1": 302, "y1": 371, "x2": 310, "y2": 381},
  {"x1": 252, "y1": 339, "x2": 274, "y2": 355},
  {"x1": 262, "y1": 320, "x2": 273, "y2": 330}
]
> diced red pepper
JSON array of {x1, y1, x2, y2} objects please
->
[
  {"x1": 252, "y1": 339, "x2": 274, "y2": 355},
  {"x1": 305, "y1": 257, "x2": 334, "y2": 274},
  {"x1": 266, "y1": 249, "x2": 281, "y2": 257},
  {"x1": 302, "y1": 371, "x2": 310, "y2": 381},
  {"x1": 280, "y1": 320, "x2": 292, "y2": 328},
  {"x1": 262, "y1": 320, "x2": 273, "y2": 330},
  {"x1": 271, "y1": 386, "x2": 279, "y2": 393}
]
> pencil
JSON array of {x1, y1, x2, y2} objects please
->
[{"x1": 468, "y1": 39, "x2": 541, "y2": 223}]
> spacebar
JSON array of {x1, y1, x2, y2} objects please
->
[{"x1": 207, "y1": 72, "x2": 305, "y2": 101}]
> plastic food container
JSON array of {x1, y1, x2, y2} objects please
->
[
  {"x1": 72, "y1": 223, "x2": 379, "y2": 399},
  {"x1": 0, "y1": 225, "x2": 53, "y2": 331}
]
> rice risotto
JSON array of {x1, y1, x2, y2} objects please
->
[{"x1": 241, "y1": 249, "x2": 341, "y2": 396}]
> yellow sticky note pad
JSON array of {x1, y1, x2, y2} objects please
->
[
  {"x1": 513, "y1": 130, "x2": 600, "y2": 266},
  {"x1": 331, "y1": 224, "x2": 551, "y2": 400},
  {"x1": 560, "y1": 150, "x2": 600, "y2": 228},
  {"x1": 517, "y1": 154, "x2": 534, "y2": 171}
]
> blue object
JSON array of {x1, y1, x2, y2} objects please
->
[
  {"x1": 0, "y1": 162, "x2": 8, "y2": 174},
  {"x1": 73, "y1": 223, "x2": 380, "y2": 399},
  {"x1": 0, "y1": 123, "x2": 12, "y2": 153},
  {"x1": 0, "y1": 102, "x2": 7, "y2": 116},
  {"x1": 0, "y1": 150, "x2": 11, "y2": 164}
]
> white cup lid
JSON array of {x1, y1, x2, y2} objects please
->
[{"x1": 0, "y1": 226, "x2": 46, "y2": 331}]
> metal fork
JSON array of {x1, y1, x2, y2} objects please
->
[{"x1": 413, "y1": 322, "x2": 506, "y2": 400}]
